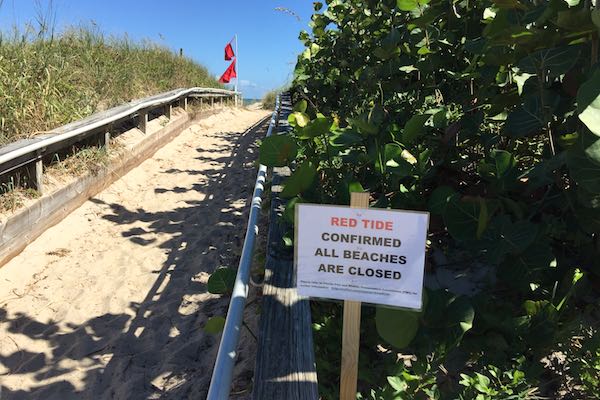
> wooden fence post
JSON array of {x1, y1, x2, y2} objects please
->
[
  {"x1": 98, "y1": 127, "x2": 111, "y2": 150},
  {"x1": 26, "y1": 156, "x2": 44, "y2": 194},
  {"x1": 138, "y1": 109, "x2": 148, "y2": 133}
]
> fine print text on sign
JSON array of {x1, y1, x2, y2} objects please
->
[{"x1": 295, "y1": 204, "x2": 429, "y2": 310}]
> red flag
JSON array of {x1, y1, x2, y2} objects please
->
[
  {"x1": 219, "y1": 60, "x2": 237, "y2": 83},
  {"x1": 224, "y1": 43, "x2": 235, "y2": 60}
]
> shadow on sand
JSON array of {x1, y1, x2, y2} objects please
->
[{"x1": 0, "y1": 120, "x2": 268, "y2": 399}]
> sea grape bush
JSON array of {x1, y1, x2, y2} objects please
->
[{"x1": 260, "y1": 0, "x2": 600, "y2": 397}]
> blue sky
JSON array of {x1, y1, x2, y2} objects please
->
[{"x1": 0, "y1": 0, "x2": 315, "y2": 99}]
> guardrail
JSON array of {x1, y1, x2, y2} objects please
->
[
  {"x1": 0, "y1": 87, "x2": 240, "y2": 194},
  {"x1": 206, "y1": 95, "x2": 281, "y2": 400}
]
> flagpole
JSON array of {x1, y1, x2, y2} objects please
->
[{"x1": 234, "y1": 33, "x2": 238, "y2": 105}]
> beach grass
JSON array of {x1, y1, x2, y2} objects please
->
[
  {"x1": 0, "y1": 23, "x2": 220, "y2": 145},
  {"x1": 261, "y1": 90, "x2": 277, "y2": 110}
]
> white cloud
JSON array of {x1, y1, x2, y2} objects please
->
[{"x1": 239, "y1": 79, "x2": 258, "y2": 88}]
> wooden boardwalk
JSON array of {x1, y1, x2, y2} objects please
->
[{"x1": 252, "y1": 96, "x2": 319, "y2": 400}]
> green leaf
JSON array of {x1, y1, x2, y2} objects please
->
[
  {"x1": 514, "y1": 73, "x2": 534, "y2": 95},
  {"x1": 428, "y1": 186, "x2": 458, "y2": 215},
  {"x1": 387, "y1": 376, "x2": 408, "y2": 392},
  {"x1": 347, "y1": 117, "x2": 378, "y2": 135},
  {"x1": 298, "y1": 114, "x2": 332, "y2": 139},
  {"x1": 581, "y1": 130, "x2": 600, "y2": 163},
  {"x1": 281, "y1": 161, "x2": 317, "y2": 198},
  {"x1": 368, "y1": 104, "x2": 385, "y2": 126},
  {"x1": 382, "y1": 143, "x2": 413, "y2": 176},
  {"x1": 568, "y1": 148, "x2": 600, "y2": 193},
  {"x1": 482, "y1": 216, "x2": 539, "y2": 263},
  {"x1": 446, "y1": 296, "x2": 475, "y2": 341},
  {"x1": 259, "y1": 135, "x2": 298, "y2": 167},
  {"x1": 283, "y1": 197, "x2": 303, "y2": 224},
  {"x1": 577, "y1": 69, "x2": 600, "y2": 136},
  {"x1": 402, "y1": 114, "x2": 430, "y2": 143},
  {"x1": 293, "y1": 99, "x2": 308, "y2": 113},
  {"x1": 348, "y1": 181, "x2": 364, "y2": 193},
  {"x1": 384, "y1": 143, "x2": 402, "y2": 164},
  {"x1": 282, "y1": 235, "x2": 293, "y2": 247},
  {"x1": 396, "y1": 0, "x2": 418, "y2": 11},
  {"x1": 523, "y1": 300, "x2": 555, "y2": 317},
  {"x1": 524, "y1": 153, "x2": 567, "y2": 189},
  {"x1": 474, "y1": 373, "x2": 491, "y2": 392},
  {"x1": 207, "y1": 267, "x2": 236, "y2": 294},
  {"x1": 492, "y1": 150, "x2": 515, "y2": 177},
  {"x1": 204, "y1": 316, "x2": 226, "y2": 334},
  {"x1": 383, "y1": 27, "x2": 401, "y2": 47},
  {"x1": 432, "y1": 108, "x2": 447, "y2": 128},
  {"x1": 513, "y1": 240, "x2": 553, "y2": 272},
  {"x1": 288, "y1": 111, "x2": 310, "y2": 128},
  {"x1": 504, "y1": 96, "x2": 544, "y2": 138},
  {"x1": 443, "y1": 198, "x2": 481, "y2": 241},
  {"x1": 376, "y1": 306, "x2": 420, "y2": 349},
  {"x1": 329, "y1": 130, "x2": 363, "y2": 147},
  {"x1": 517, "y1": 45, "x2": 581, "y2": 78},
  {"x1": 374, "y1": 46, "x2": 396, "y2": 60}
]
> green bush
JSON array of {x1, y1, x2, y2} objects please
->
[{"x1": 261, "y1": 0, "x2": 600, "y2": 398}]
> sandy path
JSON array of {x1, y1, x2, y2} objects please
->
[{"x1": 0, "y1": 107, "x2": 270, "y2": 399}]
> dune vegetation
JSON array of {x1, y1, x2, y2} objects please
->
[{"x1": 0, "y1": 23, "x2": 220, "y2": 145}]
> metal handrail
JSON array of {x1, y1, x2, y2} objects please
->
[{"x1": 206, "y1": 95, "x2": 280, "y2": 400}]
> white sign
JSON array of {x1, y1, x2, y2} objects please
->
[{"x1": 295, "y1": 204, "x2": 429, "y2": 310}]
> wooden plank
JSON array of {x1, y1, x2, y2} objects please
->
[{"x1": 253, "y1": 95, "x2": 318, "y2": 400}]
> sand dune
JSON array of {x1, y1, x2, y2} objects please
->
[{"x1": 0, "y1": 107, "x2": 270, "y2": 399}]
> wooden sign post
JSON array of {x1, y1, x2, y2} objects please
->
[
  {"x1": 295, "y1": 192, "x2": 429, "y2": 400},
  {"x1": 340, "y1": 192, "x2": 369, "y2": 399}
]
